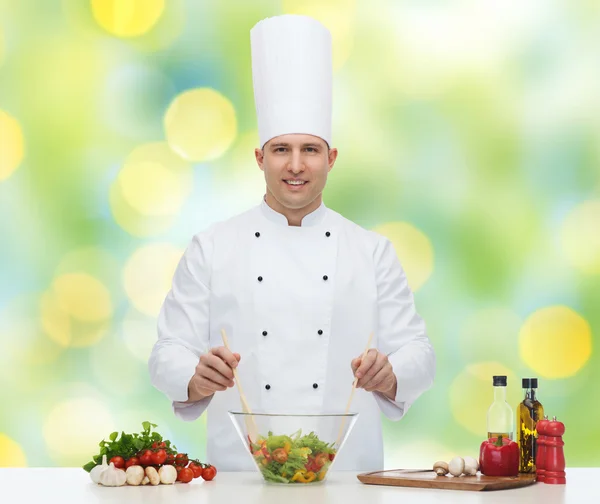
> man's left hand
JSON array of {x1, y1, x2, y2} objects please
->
[{"x1": 351, "y1": 349, "x2": 397, "y2": 400}]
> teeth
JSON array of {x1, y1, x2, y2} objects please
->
[{"x1": 286, "y1": 180, "x2": 306, "y2": 185}]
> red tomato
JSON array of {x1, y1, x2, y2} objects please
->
[
  {"x1": 109, "y1": 456, "x2": 125, "y2": 469},
  {"x1": 125, "y1": 457, "x2": 140, "y2": 468},
  {"x1": 189, "y1": 463, "x2": 202, "y2": 478},
  {"x1": 201, "y1": 465, "x2": 217, "y2": 481},
  {"x1": 315, "y1": 453, "x2": 328, "y2": 468},
  {"x1": 151, "y1": 449, "x2": 167, "y2": 465},
  {"x1": 178, "y1": 467, "x2": 194, "y2": 483},
  {"x1": 272, "y1": 448, "x2": 288, "y2": 464},
  {"x1": 139, "y1": 449, "x2": 154, "y2": 466},
  {"x1": 151, "y1": 441, "x2": 166, "y2": 449},
  {"x1": 175, "y1": 453, "x2": 189, "y2": 467},
  {"x1": 166, "y1": 453, "x2": 175, "y2": 465},
  {"x1": 328, "y1": 453, "x2": 335, "y2": 462}
]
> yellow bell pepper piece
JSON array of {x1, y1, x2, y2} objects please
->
[
  {"x1": 283, "y1": 442, "x2": 291, "y2": 453},
  {"x1": 291, "y1": 470, "x2": 306, "y2": 482}
]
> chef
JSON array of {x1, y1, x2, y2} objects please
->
[{"x1": 149, "y1": 14, "x2": 436, "y2": 472}]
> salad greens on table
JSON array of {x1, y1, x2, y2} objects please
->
[{"x1": 249, "y1": 430, "x2": 337, "y2": 484}]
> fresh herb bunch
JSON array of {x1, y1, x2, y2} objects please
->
[{"x1": 82, "y1": 421, "x2": 178, "y2": 473}]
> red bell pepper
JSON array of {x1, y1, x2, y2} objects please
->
[{"x1": 479, "y1": 435, "x2": 519, "y2": 477}]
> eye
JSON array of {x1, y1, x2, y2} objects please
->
[
  {"x1": 305, "y1": 147, "x2": 317, "y2": 153},
  {"x1": 275, "y1": 147, "x2": 287, "y2": 153}
]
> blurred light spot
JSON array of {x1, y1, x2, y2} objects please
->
[
  {"x1": 117, "y1": 142, "x2": 193, "y2": 216},
  {"x1": 0, "y1": 434, "x2": 27, "y2": 467},
  {"x1": 0, "y1": 109, "x2": 25, "y2": 182},
  {"x1": 110, "y1": 180, "x2": 175, "y2": 237},
  {"x1": 91, "y1": 0, "x2": 165, "y2": 38},
  {"x1": 122, "y1": 307, "x2": 159, "y2": 363},
  {"x1": 519, "y1": 306, "x2": 592, "y2": 378},
  {"x1": 123, "y1": 244, "x2": 183, "y2": 317},
  {"x1": 164, "y1": 88, "x2": 237, "y2": 162},
  {"x1": 213, "y1": 130, "x2": 265, "y2": 214},
  {"x1": 102, "y1": 64, "x2": 175, "y2": 139},
  {"x1": 282, "y1": 0, "x2": 356, "y2": 72},
  {"x1": 560, "y1": 200, "x2": 600, "y2": 275},
  {"x1": 52, "y1": 273, "x2": 113, "y2": 323},
  {"x1": 54, "y1": 247, "x2": 121, "y2": 292},
  {"x1": 460, "y1": 308, "x2": 522, "y2": 364},
  {"x1": 40, "y1": 291, "x2": 71, "y2": 347},
  {"x1": 91, "y1": 332, "x2": 144, "y2": 397},
  {"x1": 0, "y1": 295, "x2": 65, "y2": 383},
  {"x1": 43, "y1": 398, "x2": 115, "y2": 466},
  {"x1": 450, "y1": 362, "x2": 520, "y2": 436},
  {"x1": 372, "y1": 222, "x2": 434, "y2": 291}
]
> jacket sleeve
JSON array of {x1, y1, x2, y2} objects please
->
[
  {"x1": 371, "y1": 236, "x2": 436, "y2": 421},
  {"x1": 148, "y1": 230, "x2": 214, "y2": 422}
]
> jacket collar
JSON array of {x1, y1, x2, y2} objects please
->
[{"x1": 260, "y1": 196, "x2": 327, "y2": 227}]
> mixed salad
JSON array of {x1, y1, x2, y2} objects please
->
[{"x1": 248, "y1": 430, "x2": 337, "y2": 484}]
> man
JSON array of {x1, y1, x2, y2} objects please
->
[{"x1": 149, "y1": 14, "x2": 435, "y2": 472}]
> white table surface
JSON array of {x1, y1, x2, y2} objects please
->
[{"x1": 0, "y1": 468, "x2": 597, "y2": 504}]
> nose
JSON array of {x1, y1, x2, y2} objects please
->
[{"x1": 288, "y1": 150, "x2": 305, "y2": 175}]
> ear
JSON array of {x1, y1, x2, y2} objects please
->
[
  {"x1": 327, "y1": 148, "x2": 338, "y2": 173},
  {"x1": 255, "y1": 148, "x2": 265, "y2": 171}
]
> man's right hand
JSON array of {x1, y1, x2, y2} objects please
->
[{"x1": 186, "y1": 347, "x2": 241, "y2": 403}]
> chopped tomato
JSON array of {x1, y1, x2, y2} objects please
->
[
  {"x1": 315, "y1": 453, "x2": 328, "y2": 469},
  {"x1": 272, "y1": 448, "x2": 288, "y2": 464}
]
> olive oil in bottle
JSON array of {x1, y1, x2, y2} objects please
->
[
  {"x1": 518, "y1": 378, "x2": 544, "y2": 473},
  {"x1": 487, "y1": 375, "x2": 514, "y2": 440}
]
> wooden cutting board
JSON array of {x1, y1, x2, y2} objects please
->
[{"x1": 357, "y1": 469, "x2": 537, "y2": 492}]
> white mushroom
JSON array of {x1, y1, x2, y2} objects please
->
[
  {"x1": 125, "y1": 465, "x2": 145, "y2": 486},
  {"x1": 145, "y1": 466, "x2": 160, "y2": 486},
  {"x1": 448, "y1": 456, "x2": 465, "y2": 477},
  {"x1": 463, "y1": 456, "x2": 479, "y2": 476},
  {"x1": 433, "y1": 461, "x2": 449, "y2": 476},
  {"x1": 159, "y1": 465, "x2": 178, "y2": 485},
  {"x1": 141, "y1": 476, "x2": 150, "y2": 485}
]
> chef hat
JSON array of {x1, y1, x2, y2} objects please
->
[{"x1": 250, "y1": 15, "x2": 333, "y2": 149}]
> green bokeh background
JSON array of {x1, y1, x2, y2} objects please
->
[{"x1": 1, "y1": 0, "x2": 599, "y2": 469}]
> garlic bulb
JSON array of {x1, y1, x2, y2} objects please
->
[
  {"x1": 89, "y1": 455, "x2": 108, "y2": 484},
  {"x1": 99, "y1": 462, "x2": 127, "y2": 487}
]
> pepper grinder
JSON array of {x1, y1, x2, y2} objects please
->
[
  {"x1": 544, "y1": 416, "x2": 566, "y2": 484},
  {"x1": 536, "y1": 415, "x2": 549, "y2": 482}
]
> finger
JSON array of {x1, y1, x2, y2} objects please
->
[
  {"x1": 211, "y1": 346, "x2": 239, "y2": 368},
  {"x1": 351, "y1": 358, "x2": 361, "y2": 373},
  {"x1": 195, "y1": 376, "x2": 227, "y2": 393},
  {"x1": 199, "y1": 365, "x2": 234, "y2": 388},
  {"x1": 234, "y1": 353, "x2": 241, "y2": 362},
  {"x1": 357, "y1": 354, "x2": 387, "y2": 388},
  {"x1": 363, "y1": 364, "x2": 392, "y2": 392},
  {"x1": 202, "y1": 352, "x2": 235, "y2": 380},
  {"x1": 355, "y1": 349, "x2": 378, "y2": 379}
]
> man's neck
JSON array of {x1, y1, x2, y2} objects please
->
[{"x1": 264, "y1": 191, "x2": 323, "y2": 227}]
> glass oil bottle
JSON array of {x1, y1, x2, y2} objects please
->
[
  {"x1": 518, "y1": 378, "x2": 544, "y2": 473},
  {"x1": 487, "y1": 375, "x2": 514, "y2": 440}
]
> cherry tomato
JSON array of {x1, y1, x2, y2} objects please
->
[
  {"x1": 151, "y1": 449, "x2": 167, "y2": 465},
  {"x1": 315, "y1": 453, "x2": 328, "y2": 468},
  {"x1": 139, "y1": 449, "x2": 154, "y2": 466},
  {"x1": 328, "y1": 453, "x2": 335, "y2": 462},
  {"x1": 178, "y1": 467, "x2": 194, "y2": 483},
  {"x1": 166, "y1": 453, "x2": 175, "y2": 465},
  {"x1": 109, "y1": 456, "x2": 125, "y2": 469},
  {"x1": 272, "y1": 448, "x2": 288, "y2": 464},
  {"x1": 201, "y1": 465, "x2": 217, "y2": 481},
  {"x1": 125, "y1": 457, "x2": 140, "y2": 468},
  {"x1": 189, "y1": 462, "x2": 203, "y2": 478},
  {"x1": 175, "y1": 453, "x2": 189, "y2": 467},
  {"x1": 151, "y1": 441, "x2": 166, "y2": 449}
]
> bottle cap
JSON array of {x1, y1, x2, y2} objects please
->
[
  {"x1": 522, "y1": 378, "x2": 538, "y2": 388},
  {"x1": 493, "y1": 375, "x2": 507, "y2": 386}
]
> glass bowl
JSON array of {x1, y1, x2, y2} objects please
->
[{"x1": 229, "y1": 411, "x2": 358, "y2": 485}]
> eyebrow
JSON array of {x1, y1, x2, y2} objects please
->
[{"x1": 270, "y1": 142, "x2": 323, "y2": 149}]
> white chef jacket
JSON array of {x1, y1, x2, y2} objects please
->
[{"x1": 148, "y1": 198, "x2": 436, "y2": 472}]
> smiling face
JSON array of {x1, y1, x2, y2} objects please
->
[{"x1": 255, "y1": 134, "x2": 338, "y2": 224}]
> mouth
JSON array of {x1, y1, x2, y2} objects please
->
[{"x1": 283, "y1": 179, "x2": 309, "y2": 188}]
